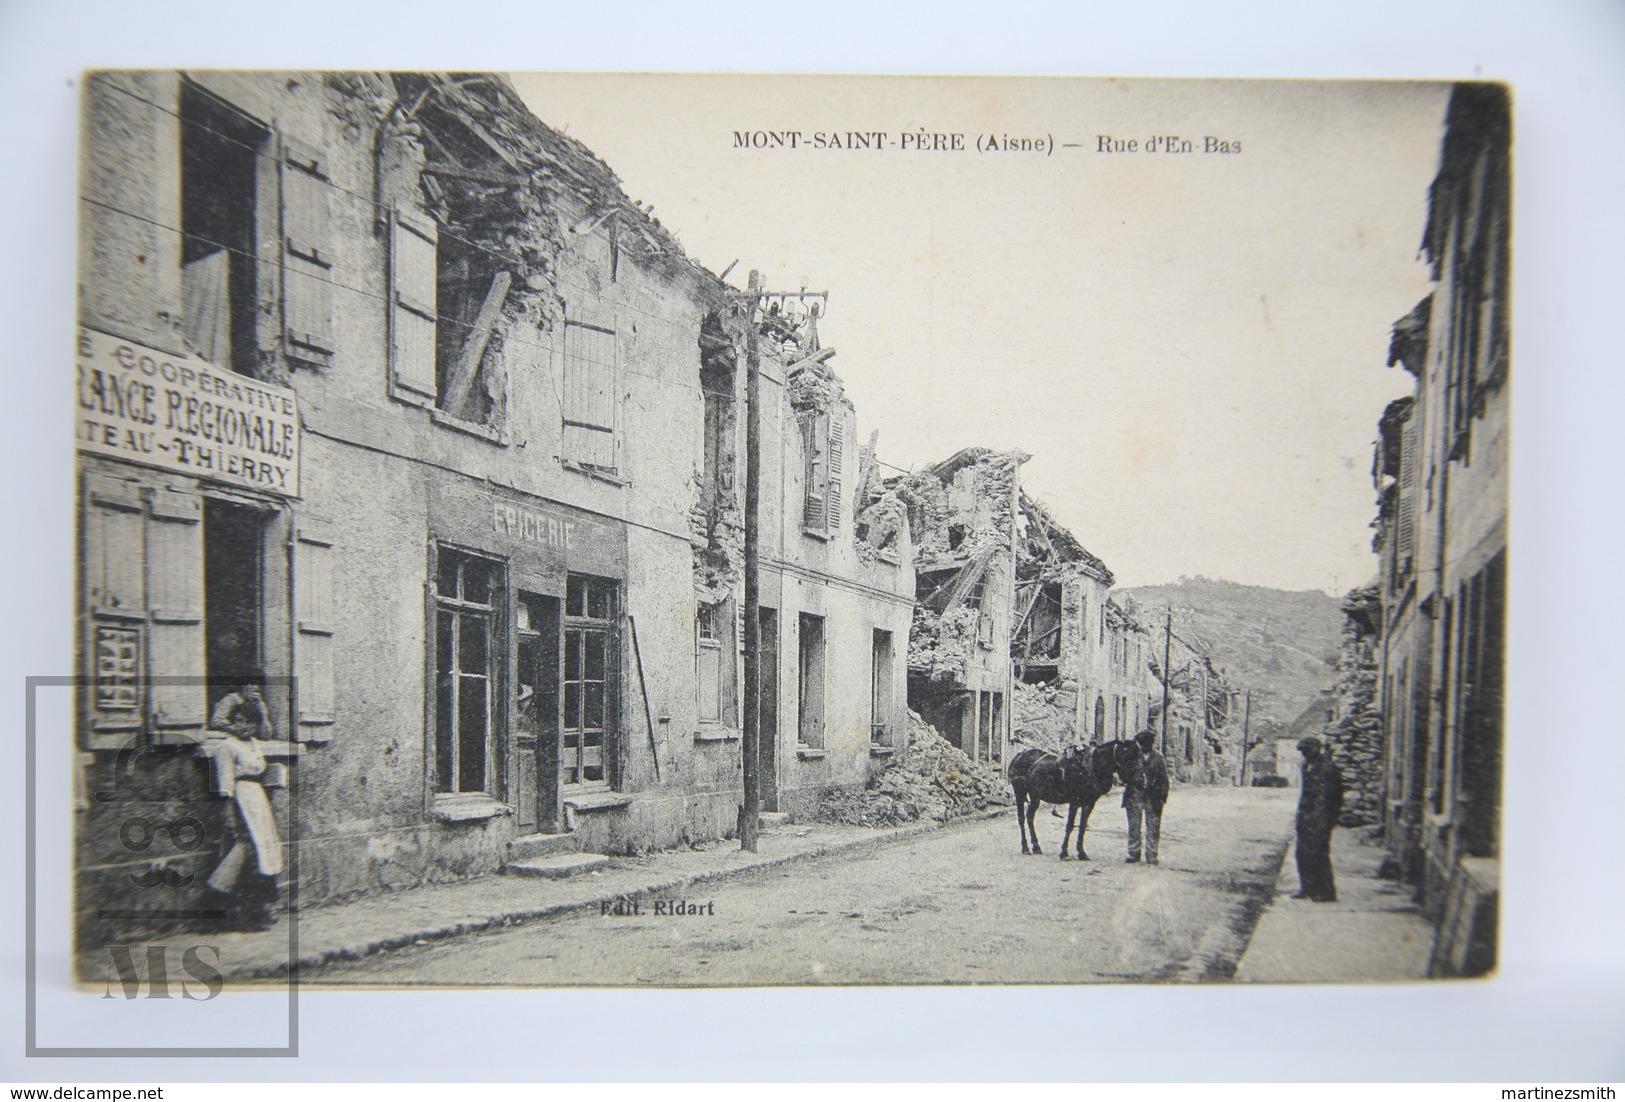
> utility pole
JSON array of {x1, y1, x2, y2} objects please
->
[
  {"x1": 739, "y1": 271, "x2": 764, "y2": 853},
  {"x1": 1160, "y1": 608, "x2": 1172, "y2": 760},
  {"x1": 1238, "y1": 689, "x2": 1252, "y2": 787},
  {"x1": 735, "y1": 276, "x2": 828, "y2": 852}
]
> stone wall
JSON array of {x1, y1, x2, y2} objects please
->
[{"x1": 1325, "y1": 584, "x2": 1383, "y2": 827}]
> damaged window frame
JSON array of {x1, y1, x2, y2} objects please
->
[{"x1": 384, "y1": 82, "x2": 518, "y2": 442}]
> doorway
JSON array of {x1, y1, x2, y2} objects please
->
[
  {"x1": 204, "y1": 499, "x2": 267, "y2": 715},
  {"x1": 515, "y1": 593, "x2": 561, "y2": 834}
]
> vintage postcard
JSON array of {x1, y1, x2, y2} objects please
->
[{"x1": 70, "y1": 72, "x2": 1506, "y2": 998}]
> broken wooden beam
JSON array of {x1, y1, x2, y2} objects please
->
[{"x1": 443, "y1": 270, "x2": 512, "y2": 421}]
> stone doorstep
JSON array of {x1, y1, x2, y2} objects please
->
[
  {"x1": 506, "y1": 831, "x2": 581, "y2": 863},
  {"x1": 504, "y1": 853, "x2": 611, "y2": 879}
]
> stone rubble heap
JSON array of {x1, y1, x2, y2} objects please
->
[
  {"x1": 1009, "y1": 680, "x2": 1076, "y2": 753},
  {"x1": 806, "y1": 712, "x2": 1013, "y2": 827}
]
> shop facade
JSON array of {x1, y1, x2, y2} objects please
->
[{"x1": 76, "y1": 70, "x2": 914, "y2": 939}]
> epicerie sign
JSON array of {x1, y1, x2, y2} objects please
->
[{"x1": 75, "y1": 328, "x2": 300, "y2": 497}]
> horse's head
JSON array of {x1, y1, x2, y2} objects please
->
[{"x1": 1108, "y1": 739, "x2": 1144, "y2": 786}]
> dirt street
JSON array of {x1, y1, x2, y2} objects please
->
[{"x1": 307, "y1": 786, "x2": 1297, "y2": 986}]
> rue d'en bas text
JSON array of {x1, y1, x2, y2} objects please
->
[{"x1": 732, "y1": 129, "x2": 1242, "y2": 156}]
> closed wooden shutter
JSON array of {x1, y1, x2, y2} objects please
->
[
  {"x1": 825, "y1": 413, "x2": 843, "y2": 530},
  {"x1": 145, "y1": 488, "x2": 205, "y2": 737},
  {"x1": 82, "y1": 475, "x2": 146, "y2": 748},
  {"x1": 282, "y1": 137, "x2": 335, "y2": 365},
  {"x1": 1397, "y1": 421, "x2": 1418, "y2": 566},
  {"x1": 390, "y1": 208, "x2": 439, "y2": 400},
  {"x1": 800, "y1": 413, "x2": 826, "y2": 531},
  {"x1": 563, "y1": 321, "x2": 616, "y2": 468},
  {"x1": 294, "y1": 519, "x2": 337, "y2": 736}
]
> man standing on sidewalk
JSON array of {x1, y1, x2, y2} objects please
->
[
  {"x1": 1124, "y1": 729, "x2": 1170, "y2": 865},
  {"x1": 1293, "y1": 736, "x2": 1344, "y2": 902}
]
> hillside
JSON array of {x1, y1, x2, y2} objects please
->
[{"x1": 1116, "y1": 577, "x2": 1343, "y2": 744}]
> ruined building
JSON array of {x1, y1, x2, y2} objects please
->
[
  {"x1": 890, "y1": 448, "x2": 1024, "y2": 763},
  {"x1": 889, "y1": 449, "x2": 1159, "y2": 762},
  {"x1": 74, "y1": 70, "x2": 912, "y2": 947},
  {"x1": 1370, "y1": 83, "x2": 1508, "y2": 977}
]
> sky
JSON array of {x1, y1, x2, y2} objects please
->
[{"x1": 513, "y1": 75, "x2": 1449, "y2": 593}]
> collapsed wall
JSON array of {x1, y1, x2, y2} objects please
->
[{"x1": 898, "y1": 448, "x2": 1026, "y2": 686}]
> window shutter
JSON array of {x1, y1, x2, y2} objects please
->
[
  {"x1": 294, "y1": 519, "x2": 337, "y2": 736},
  {"x1": 800, "y1": 413, "x2": 826, "y2": 530},
  {"x1": 825, "y1": 413, "x2": 844, "y2": 530},
  {"x1": 145, "y1": 488, "x2": 205, "y2": 737},
  {"x1": 1397, "y1": 422, "x2": 1417, "y2": 564},
  {"x1": 390, "y1": 208, "x2": 439, "y2": 400},
  {"x1": 83, "y1": 474, "x2": 145, "y2": 618},
  {"x1": 82, "y1": 475, "x2": 146, "y2": 749},
  {"x1": 281, "y1": 137, "x2": 335, "y2": 365},
  {"x1": 563, "y1": 321, "x2": 616, "y2": 468}
]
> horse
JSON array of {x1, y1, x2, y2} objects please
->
[{"x1": 1006, "y1": 740, "x2": 1140, "y2": 859}]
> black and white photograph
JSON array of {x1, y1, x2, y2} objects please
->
[
  {"x1": 5, "y1": 0, "x2": 1624, "y2": 1086},
  {"x1": 69, "y1": 70, "x2": 1507, "y2": 989}
]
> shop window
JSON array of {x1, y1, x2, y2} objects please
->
[
  {"x1": 563, "y1": 574, "x2": 618, "y2": 788},
  {"x1": 797, "y1": 613, "x2": 826, "y2": 749},
  {"x1": 562, "y1": 320, "x2": 617, "y2": 471},
  {"x1": 432, "y1": 547, "x2": 500, "y2": 795},
  {"x1": 798, "y1": 410, "x2": 843, "y2": 536},
  {"x1": 870, "y1": 629, "x2": 894, "y2": 745},
  {"x1": 180, "y1": 82, "x2": 267, "y2": 376}
]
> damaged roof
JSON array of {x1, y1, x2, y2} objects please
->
[
  {"x1": 1019, "y1": 493, "x2": 1114, "y2": 585},
  {"x1": 393, "y1": 71, "x2": 724, "y2": 293}
]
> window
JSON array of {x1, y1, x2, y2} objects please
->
[
  {"x1": 798, "y1": 410, "x2": 844, "y2": 535},
  {"x1": 562, "y1": 320, "x2": 617, "y2": 470},
  {"x1": 433, "y1": 547, "x2": 499, "y2": 795},
  {"x1": 699, "y1": 314, "x2": 736, "y2": 530},
  {"x1": 387, "y1": 210, "x2": 509, "y2": 430},
  {"x1": 871, "y1": 629, "x2": 894, "y2": 745},
  {"x1": 79, "y1": 476, "x2": 332, "y2": 750},
  {"x1": 1093, "y1": 694, "x2": 1105, "y2": 741},
  {"x1": 562, "y1": 574, "x2": 618, "y2": 788},
  {"x1": 797, "y1": 613, "x2": 826, "y2": 748},
  {"x1": 180, "y1": 82, "x2": 267, "y2": 376},
  {"x1": 696, "y1": 599, "x2": 737, "y2": 728}
]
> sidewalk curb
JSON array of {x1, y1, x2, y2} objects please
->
[{"x1": 239, "y1": 807, "x2": 1011, "y2": 981}]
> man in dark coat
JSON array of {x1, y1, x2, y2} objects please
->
[
  {"x1": 1123, "y1": 728, "x2": 1170, "y2": 864},
  {"x1": 1293, "y1": 736, "x2": 1344, "y2": 902}
]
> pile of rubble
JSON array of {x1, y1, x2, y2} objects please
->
[
  {"x1": 806, "y1": 712, "x2": 1012, "y2": 828},
  {"x1": 1010, "y1": 680, "x2": 1078, "y2": 753}
]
